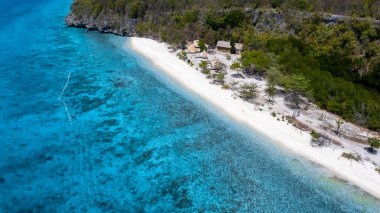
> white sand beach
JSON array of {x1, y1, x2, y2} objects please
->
[{"x1": 128, "y1": 37, "x2": 380, "y2": 199}]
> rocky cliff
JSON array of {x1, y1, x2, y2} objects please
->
[
  {"x1": 65, "y1": 0, "x2": 379, "y2": 39},
  {"x1": 65, "y1": 11, "x2": 137, "y2": 36}
]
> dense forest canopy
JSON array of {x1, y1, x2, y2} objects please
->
[
  {"x1": 70, "y1": 0, "x2": 380, "y2": 131},
  {"x1": 72, "y1": 0, "x2": 380, "y2": 18}
]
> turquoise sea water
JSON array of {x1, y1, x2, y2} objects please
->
[{"x1": 1, "y1": 0, "x2": 380, "y2": 212}]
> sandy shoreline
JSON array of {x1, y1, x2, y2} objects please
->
[{"x1": 128, "y1": 37, "x2": 380, "y2": 200}]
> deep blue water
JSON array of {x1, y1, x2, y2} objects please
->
[{"x1": 0, "y1": 0, "x2": 380, "y2": 212}]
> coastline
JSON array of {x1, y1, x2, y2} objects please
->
[{"x1": 128, "y1": 37, "x2": 380, "y2": 200}]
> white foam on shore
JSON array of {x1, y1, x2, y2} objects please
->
[{"x1": 128, "y1": 37, "x2": 380, "y2": 200}]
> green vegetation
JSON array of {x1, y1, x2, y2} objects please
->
[
  {"x1": 376, "y1": 167, "x2": 380, "y2": 174},
  {"x1": 284, "y1": 74, "x2": 312, "y2": 108},
  {"x1": 230, "y1": 61, "x2": 242, "y2": 74},
  {"x1": 335, "y1": 118, "x2": 344, "y2": 135},
  {"x1": 71, "y1": 0, "x2": 380, "y2": 132},
  {"x1": 367, "y1": 137, "x2": 380, "y2": 153},
  {"x1": 238, "y1": 83, "x2": 258, "y2": 100},
  {"x1": 341, "y1": 152, "x2": 362, "y2": 161},
  {"x1": 198, "y1": 39, "x2": 207, "y2": 52},
  {"x1": 177, "y1": 51, "x2": 187, "y2": 61},
  {"x1": 310, "y1": 130, "x2": 321, "y2": 140},
  {"x1": 213, "y1": 73, "x2": 226, "y2": 85},
  {"x1": 71, "y1": 0, "x2": 380, "y2": 19},
  {"x1": 265, "y1": 84, "x2": 276, "y2": 102},
  {"x1": 199, "y1": 60, "x2": 208, "y2": 73}
]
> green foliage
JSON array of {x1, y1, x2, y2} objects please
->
[
  {"x1": 241, "y1": 50, "x2": 270, "y2": 70},
  {"x1": 198, "y1": 39, "x2": 207, "y2": 52},
  {"x1": 265, "y1": 83, "x2": 277, "y2": 102},
  {"x1": 128, "y1": 1, "x2": 146, "y2": 18},
  {"x1": 205, "y1": 9, "x2": 246, "y2": 30},
  {"x1": 184, "y1": 9, "x2": 199, "y2": 23},
  {"x1": 238, "y1": 83, "x2": 258, "y2": 100},
  {"x1": 310, "y1": 130, "x2": 320, "y2": 139},
  {"x1": 199, "y1": 60, "x2": 208, "y2": 71},
  {"x1": 222, "y1": 84, "x2": 230, "y2": 89},
  {"x1": 230, "y1": 61, "x2": 241, "y2": 71},
  {"x1": 285, "y1": 0, "x2": 312, "y2": 11},
  {"x1": 283, "y1": 74, "x2": 312, "y2": 108},
  {"x1": 284, "y1": 74, "x2": 312, "y2": 97},
  {"x1": 177, "y1": 51, "x2": 188, "y2": 61},
  {"x1": 341, "y1": 152, "x2": 362, "y2": 161},
  {"x1": 92, "y1": 3, "x2": 103, "y2": 17},
  {"x1": 368, "y1": 137, "x2": 380, "y2": 151},
  {"x1": 213, "y1": 73, "x2": 226, "y2": 84}
]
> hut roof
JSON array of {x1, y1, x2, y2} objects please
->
[
  {"x1": 193, "y1": 40, "x2": 200, "y2": 48},
  {"x1": 216, "y1": 41, "x2": 231, "y2": 49},
  {"x1": 187, "y1": 44, "x2": 197, "y2": 54},
  {"x1": 235, "y1": 43, "x2": 243, "y2": 50},
  {"x1": 200, "y1": 51, "x2": 208, "y2": 59},
  {"x1": 216, "y1": 41, "x2": 243, "y2": 50}
]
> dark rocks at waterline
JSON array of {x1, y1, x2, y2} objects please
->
[{"x1": 65, "y1": 12, "x2": 137, "y2": 36}]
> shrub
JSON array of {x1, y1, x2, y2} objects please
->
[
  {"x1": 222, "y1": 84, "x2": 230, "y2": 90},
  {"x1": 238, "y1": 83, "x2": 258, "y2": 100},
  {"x1": 368, "y1": 137, "x2": 380, "y2": 152},
  {"x1": 341, "y1": 152, "x2": 362, "y2": 161},
  {"x1": 177, "y1": 51, "x2": 187, "y2": 61},
  {"x1": 310, "y1": 130, "x2": 321, "y2": 139},
  {"x1": 375, "y1": 167, "x2": 380, "y2": 174},
  {"x1": 376, "y1": 167, "x2": 380, "y2": 174}
]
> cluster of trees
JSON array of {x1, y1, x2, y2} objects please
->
[
  {"x1": 237, "y1": 34, "x2": 380, "y2": 131},
  {"x1": 71, "y1": 0, "x2": 380, "y2": 132},
  {"x1": 72, "y1": 0, "x2": 380, "y2": 19}
]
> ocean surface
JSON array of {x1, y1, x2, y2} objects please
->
[{"x1": 0, "y1": 0, "x2": 380, "y2": 212}]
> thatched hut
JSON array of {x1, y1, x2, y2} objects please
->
[
  {"x1": 187, "y1": 44, "x2": 197, "y2": 54},
  {"x1": 200, "y1": 51, "x2": 208, "y2": 59},
  {"x1": 216, "y1": 41, "x2": 243, "y2": 54},
  {"x1": 193, "y1": 40, "x2": 200, "y2": 48}
]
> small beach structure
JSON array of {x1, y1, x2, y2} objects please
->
[
  {"x1": 193, "y1": 40, "x2": 200, "y2": 48},
  {"x1": 199, "y1": 50, "x2": 208, "y2": 59},
  {"x1": 187, "y1": 43, "x2": 198, "y2": 54},
  {"x1": 208, "y1": 60, "x2": 226, "y2": 71},
  {"x1": 216, "y1": 41, "x2": 243, "y2": 54}
]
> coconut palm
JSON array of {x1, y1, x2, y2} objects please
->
[{"x1": 265, "y1": 84, "x2": 276, "y2": 102}]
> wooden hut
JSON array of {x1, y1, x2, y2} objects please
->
[{"x1": 216, "y1": 41, "x2": 243, "y2": 54}]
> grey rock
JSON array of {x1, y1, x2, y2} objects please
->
[{"x1": 65, "y1": 12, "x2": 137, "y2": 36}]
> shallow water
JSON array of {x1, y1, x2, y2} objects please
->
[{"x1": 0, "y1": 0, "x2": 380, "y2": 212}]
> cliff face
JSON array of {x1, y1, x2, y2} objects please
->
[
  {"x1": 65, "y1": 9, "x2": 293, "y2": 37},
  {"x1": 65, "y1": 11, "x2": 137, "y2": 36}
]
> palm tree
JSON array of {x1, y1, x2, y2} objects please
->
[
  {"x1": 265, "y1": 84, "x2": 276, "y2": 102},
  {"x1": 335, "y1": 118, "x2": 344, "y2": 135},
  {"x1": 238, "y1": 83, "x2": 258, "y2": 100},
  {"x1": 199, "y1": 60, "x2": 208, "y2": 74}
]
